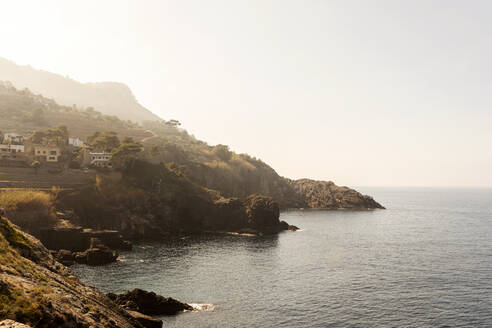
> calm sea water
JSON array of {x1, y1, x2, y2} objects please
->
[{"x1": 72, "y1": 188, "x2": 492, "y2": 327}]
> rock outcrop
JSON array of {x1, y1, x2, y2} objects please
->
[
  {"x1": 0, "y1": 216, "x2": 144, "y2": 328},
  {"x1": 107, "y1": 289, "x2": 193, "y2": 316},
  {"x1": 38, "y1": 226, "x2": 132, "y2": 252},
  {"x1": 0, "y1": 320, "x2": 31, "y2": 328},
  {"x1": 73, "y1": 238, "x2": 118, "y2": 266},
  {"x1": 125, "y1": 311, "x2": 162, "y2": 328},
  {"x1": 53, "y1": 238, "x2": 119, "y2": 266},
  {"x1": 289, "y1": 179, "x2": 385, "y2": 210},
  {"x1": 58, "y1": 161, "x2": 297, "y2": 238}
]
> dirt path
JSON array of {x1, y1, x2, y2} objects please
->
[{"x1": 140, "y1": 129, "x2": 158, "y2": 143}]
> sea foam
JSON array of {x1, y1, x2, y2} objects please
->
[{"x1": 188, "y1": 303, "x2": 215, "y2": 312}]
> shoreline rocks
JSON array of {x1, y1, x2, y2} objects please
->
[
  {"x1": 107, "y1": 288, "x2": 194, "y2": 316},
  {"x1": 54, "y1": 238, "x2": 118, "y2": 266},
  {"x1": 37, "y1": 226, "x2": 132, "y2": 252},
  {"x1": 0, "y1": 216, "x2": 145, "y2": 328},
  {"x1": 126, "y1": 311, "x2": 162, "y2": 328}
]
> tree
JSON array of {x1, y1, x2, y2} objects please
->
[
  {"x1": 31, "y1": 126, "x2": 69, "y2": 145},
  {"x1": 150, "y1": 145, "x2": 160, "y2": 157},
  {"x1": 122, "y1": 136, "x2": 134, "y2": 144},
  {"x1": 166, "y1": 119, "x2": 181, "y2": 127},
  {"x1": 111, "y1": 142, "x2": 143, "y2": 170},
  {"x1": 214, "y1": 144, "x2": 232, "y2": 162},
  {"x1": 87, "y1": 131, "x2": 120, "y2": 151}
]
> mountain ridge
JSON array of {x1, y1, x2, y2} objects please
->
[{"x1": 0, "y1": 57, "x2": 159, "y2": 122}]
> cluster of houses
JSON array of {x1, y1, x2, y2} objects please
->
[{"x1": 0, "y1": 132, "x2": 113, "y2": 168}]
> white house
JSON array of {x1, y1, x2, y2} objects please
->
[
  {"x1": 0, "y1": 144, "x2": 25, "y2": 153},
  {"x1": 0, "y1": 144, "x2": 25, "y2": 160},
  {"x1": 88, "y1": 151, "x2": 112, "y2": 167},
  {"x1": 3, "y1": 133, "x2": 23, "y2": 145},
  {"x1": 68, "y1": 137, "x2": 84, "y2": 147}
]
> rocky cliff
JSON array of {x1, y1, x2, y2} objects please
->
[
  {"x1": 289, "y1": 179, "x2": 385, "y2": 210},
  {"x1": 0, "y1": 216, "x2": 144, "y2": 327},
  {"x1": 55, "y1": 160, "x2": 295, "y2": 239}
]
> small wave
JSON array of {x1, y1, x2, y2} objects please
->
[
  {"x1": 226, "y1": 232, "x2": 256, "y2": 237},
  {"x1": 137, "y1": 245, "x2": 154, "y2": 249},
  {"x1": 188, "y1": 303, "x2": 215, "y2": 312}
]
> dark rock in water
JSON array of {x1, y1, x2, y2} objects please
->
[
  {"x1": 85, "y1": 247, "x2": 118, "y2": 266},
  {"x1": 107, "y1": 288, "x2": 193, "y2": 315},
  {"x1": 288, "y1": 225, "x2": 300, "y2": 231},
  {"x1": 37, "y1": 226, "x2": 132, "y2": 252},
  {"x1": 126, "y1": 311, "x2": 163, "y2": 328},
  {"x1": 244, "y1": 194, "x2": 280, "y2": 230},
  {"x1": 73, "y1": 238, "x2": 118, "y2": 266},
  {"x1": 55, "y1": 249, "x2": 75, "y2": 266},
  {"x1": 73, "y1": 251, "x2": 87, "y2": 264},
  {"x1": 279, "y1": 220, "x2": 289, "y2": 230}
]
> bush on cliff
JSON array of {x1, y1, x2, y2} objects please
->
[{"x1": 0, "y1": 191, "x2": 57, "y2": 231}]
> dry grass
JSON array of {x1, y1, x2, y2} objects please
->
[
  {"x1": 0, "y1": 190, "x2": 52, "y2": 212},
  {"x1": 0, "y1": 190, "x2": 57, "y2": 229}
]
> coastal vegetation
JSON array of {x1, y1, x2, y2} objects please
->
[
  {"x1": 0, "y1": 190, "x2": 56, "y2": 230},
  {"x1": 0, "y1": 216, "x2": 148, "y2": 327},
  {"x1": 0, "y1": 82, "x2": 383, "y2": 210}
]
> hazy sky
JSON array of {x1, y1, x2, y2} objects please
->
[{"x1": 1, "y1": 0, "x2": 491, "y2": 187}]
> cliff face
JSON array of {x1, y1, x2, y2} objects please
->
[
  {"x1": 56, "y1": 160, "x2": 293, "y2": 238},
  {"x1": 183, "y1": 163, "x2": 384, "y2": 210},
  {"x1": 289, "y1": 179, "x2": 385, "y2": 209},
  {"x1": 0, "y1": 57, "x2": 159, "y2": 122},
  {"x1": 0, "y1": 217, "x2": 143, "y2": 328},
  {"x1": 183, "y1": 161, "x2": 303, "y2": 209}
]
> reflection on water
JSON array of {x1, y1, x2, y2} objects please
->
[{"x1": 73, "y1": 188, "x2": 492, "y2": 327}]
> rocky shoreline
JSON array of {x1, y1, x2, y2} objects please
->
[{"x1": 0, "y1": 216, "x2": 197, "y2": 328}]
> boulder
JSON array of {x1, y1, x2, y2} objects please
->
[
  {"x1": 126, "y1": 311, "x2": 162, "y2": 328},
  {"x1": 55, "y1": 249, "x2": 75, "y2": 266},
  {"x1": 73, "y1": 238, "x2": 118, "y2": 266},
  {"x1": 37, "y1": 226, "x2": 132, "y2": 252},
  {"x1": 107, "y1": 288, "x2": 193, "y2": 315},
  {"x1": 0, "y1": 320, "x2": 32, "y2": 328},
  {"x1": 288, "y1": 224, "x2": 300, "y2": 231},
  {"x1": 85, "y1": 247, "x2": 118, "y2": 266}
]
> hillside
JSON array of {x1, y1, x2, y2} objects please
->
[
  {"x1": 0, "y1": 57, "x2": 159, "y2": 122},
  {"x1": 0, "y1": 82, "x2": 383, "y2": 210},
  {"x1": 0, "y1": 216, "x2": 144, "y2": 327},
  {"x1": 0, "y1": 82, "x2": 150, "y2": 141}
]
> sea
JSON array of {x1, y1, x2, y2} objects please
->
[{"x1": 72, "y1": 188, "x2": 492, "y2": 327}]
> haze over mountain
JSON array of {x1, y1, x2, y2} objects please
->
[{"x1": 0, "y1": 57, "x2": 160, "y2": 122}]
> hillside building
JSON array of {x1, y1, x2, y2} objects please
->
[
  {"x1": 34, "y1": 145, "x2": 60, "y2": 162},
  {"x1": 3, "y1": 133, "x2": 24, "y2": 145},
  {"x1": 0, "y1": 144, "x2": 25, "y2": 160},
  {"x1": 68, "y1": 137, "x2": 85, "y2": 147},
  {"x1": 82, "y1": 148, "x2": 112, "y2": 168}
]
